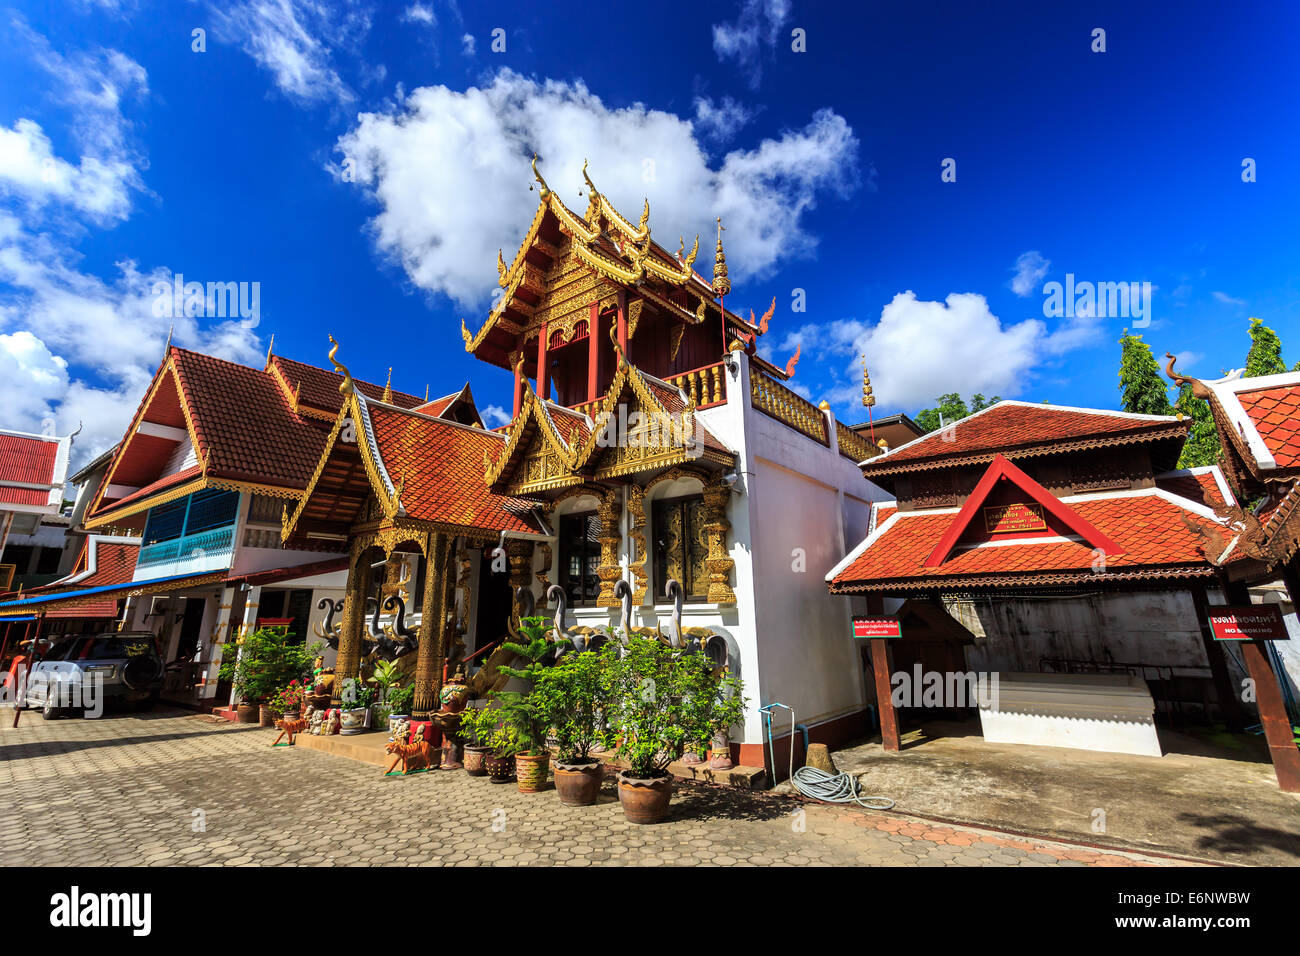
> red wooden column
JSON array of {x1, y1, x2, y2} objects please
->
[
  {"x1": 587, "y1": 303, "x2": 599, "y2": 403},
  {"x1": 536, "y1": 321, "x2": 550, "y2": 403},
  {"x1": 1240, "y1": 638, "x2": 1300, "y2": 792},
  {"x1": 511, "y1": 335, "x2": 524, "y2": 419},
  {"x1": 871, "y1": 639, "x2": 900, "y2": 752},
  {"x1": 616, "y1": 290, "x2": 628, "y2": 359}
]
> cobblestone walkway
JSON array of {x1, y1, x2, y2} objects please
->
[{"x1": 0, "y1": 711, "x2": 1193, "y2": 867}]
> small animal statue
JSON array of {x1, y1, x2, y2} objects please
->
[
  {"x1": 271, "y1": 716, "x2": 308, "y2": 746},
  {"x1": 384, "y1": 725, "x2": 433, "y2": 775}
]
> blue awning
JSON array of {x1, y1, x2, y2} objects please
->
[{"x1": 0, "y1": 569, "x2": 231, "y2": 612}]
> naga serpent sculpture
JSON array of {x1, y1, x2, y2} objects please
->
[
  {"x1": 547, "y1": 584, "x2": 610, "y2": 659},
  {"x1": 375, "y1": 594, "x2": 418, "y2": 661},
  {"x1": 311, "y1": 597, "x2": 345, "y2": 650}
]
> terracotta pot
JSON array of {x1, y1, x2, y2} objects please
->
[
  {"x1": 235, "y1": 702, "x2": 259, "y2": 724},
  {"x1": 707, "y1": 748, "x2": 734, "y2": 770},
  {"x1": 339, "y1": 707, "x2": 368, "y2": 736},
  {"x1": 617, "y1": 771, "x2": 673, "y2": 824},
  {"x1": 484, "y1": 752, "x2": 515, "y2": 783},
  {"x1": 439, "y1": 676, "x2": 471, "y2": 713},
  {"x1": 553, "y1": 758, "x2": 603, "y2": 806},
  {"x1": 258, "y1": 704, "x2": 276, "y2": 727},
  {"x1": 515, "y1": 752, "x2": 550, "y2": 793},
  {"x1": 387, "y1": 714, "x2": 410, "y2": 738},
  {"x1": 463, "y1": 745, "x2": 491, "y2": 777},
  {"x1": 282, "y1": 710, "x2": 301, "y2": 721}
]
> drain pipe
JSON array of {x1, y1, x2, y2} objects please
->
[{"x1": 759, "y1": 701, "x2": 796, "y2": 785}]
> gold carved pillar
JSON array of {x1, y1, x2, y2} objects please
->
[
  {"x1": 413, "y1": 532, "x2": 454, "y2": 719},
  {"x1": 627, "y1": 485, "x2": 648, "y2": 604},
  {"x1": 331, "y1": 542, "x2": 373, "y2": 707},
  {"x1": 506, "y1": 538, "x2": 534, "y2": 615},
  {"x1": 702, "y1": 478, "x2": 736, "y2": 604},
  {"x1": 596, "y1": 488, "x2": 623, "y2": 607}
]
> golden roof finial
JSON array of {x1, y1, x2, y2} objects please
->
[
  {"x1": 608, "y1": 318, "x2": 627, "y2": 368},
  {"x1": 497, "y1": 249, "x2": 508, "y2": 286},
  {"x1": 163, "y1": 323, "x2": 174, "y2": 359},
  {"x1": 382, "y1": 368, "x2": 393, "y2": 404},
  {"x1": 265, "y1": 333, "x2": 275, "y2": 366},
  {"x1": 530, "y1": 153, "x2": 550, "y2": 198},
  {"x1": 712, "y1": 217, "x2": 730, "y2": 297},
  {"x1": 861, "y1": 355, "x2": 876, "y2": 408},
  {"x1": 327, "y1": 334, "x2": 354, "y2": 397},
  {"x1": 581, "y1": 158, "x2": 597, "y2": 199}
]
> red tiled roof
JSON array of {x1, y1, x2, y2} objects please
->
[
  {"x1": 0, "y1": 433, "x2": 59, "y2": 485},
  {"x1": 1154, "y1": 469, "x2": 1231, "y2": 510},
  {"x1": 830, "y1": 491, "x2": 1219, "y2": 591},
  {"x1": 270, "y1": 354, "x2": 423, "y2": 414},
  {"x1": 863, "y1": 402, "x2": 1186, "y2": 474},
  {"x1": 367, "y1": 404, "x2": 543, "y2": 535},
  {"x1": 1237, "y1": 384, "x2": 1300, "y2": 469},
  {"x1": 0, "y1": 487, "x2": 52, "y2": 506},
  {"x1": 4, "y1": 538, "x2": 140, "y2": 618},
  {"x1": 171, "y1": 348, "x2": 335, "y2": 489},
  {"x1": 643, "y1": 376, "x2": 733, "y2": 458},
  {"x1": 415, "y1": 393, "x2": 459, "y2": 417},
  {"x1": 102, "y1": 465, "x2": 202, "y2": 512}
]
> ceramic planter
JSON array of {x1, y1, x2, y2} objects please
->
[
  {"x1": 235, "y1": 702, "x2": 259, "y2": 724},
  {"x1": 514, "y1": 752, "x2": 550, "y2": 793},
  {"x1": 339, "y1": 707, "x2": 369, "y2": 736},
  {"x1": 616, "y1": 771, "x2": 673, "y2": 824},
  {"x1": 484, "y1": 752, "x2": 515, "y2": 783},
  {"x1": 553, "y1": 758, "x2": 603, "y2": 806},
  {"x1": 463, "y1": 745, "x2": 492, "y2": 777},
  {"x1": 387, "y1": 713, "x2": 409, "y2": 738}
]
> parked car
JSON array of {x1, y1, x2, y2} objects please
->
[{"x1": 23, "y1": 632, "x2": 164, "y2": 719}]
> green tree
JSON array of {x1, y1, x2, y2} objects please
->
[
  {"x1": 1173, "y1": 381, "x2": 1219, "y2": 468},
  {"x1": 915, "y1": 393, "x2": 1000, "y2": 433},
  {"x1": 1117, "y1": 330, "x2": 1173, "y2": 415},
  {"x1": 1244, "y1": 317, "x2": 1287, "y2": 377}
]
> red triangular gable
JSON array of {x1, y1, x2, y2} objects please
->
[{"x1": 923, "y1": 454, "x2": 1124, "y2": 567}]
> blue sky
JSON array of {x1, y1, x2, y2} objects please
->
[{"x1": 1, "y1": 0, "x2": 1297, "y2": 464}]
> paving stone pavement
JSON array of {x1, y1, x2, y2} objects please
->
[{"x1": 0, "y1": 710, "x2": 1193, "y2": 867}]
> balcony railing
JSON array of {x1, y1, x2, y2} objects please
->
[
  {"x1": 750, "y1": 369, "x2": 829, "y2": 445},
  {"x1": 837, "y1": 423, "x2": 880, "y2": 463},
  {"x1": 137, "y1": 525, "x2": 235, "y2": 578},
  {"x1": 665, "y1": 361, "x2": 726, "y2": 409}
]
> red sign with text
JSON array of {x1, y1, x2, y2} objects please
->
[
  {"x1": 1208, "y1": 605, "x2": 1289, "y2": 641},
  {"x1": 853, "y1": 616, "x2": 902, "y2": 639}
]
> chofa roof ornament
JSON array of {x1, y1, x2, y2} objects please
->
[{"x1": 327, "y1": 334, "x2": 355, "y2": 397}]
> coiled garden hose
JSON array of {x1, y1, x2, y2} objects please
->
[{"x1": 790, "y1": 765, "x2": 895, "y2": 811}]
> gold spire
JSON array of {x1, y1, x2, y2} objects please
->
[
  {"x1": 530, "y1": 153, "x2": 550, "y2": 198},
  {"x1": 712, "y1": 217, "x2": 730, "y2": 297},
  {"x1": 382, "y1": 368, "x2": 393, "y2": 403},
  {"x1": 327, "y1": 334, "x2": 354, "y2": 396},
  {"x1": 861, "y1": 356, "x2": 876, "y2": 408},
  {"x1": 265, "y1": 333, "x2": 275, "y2": 366}
]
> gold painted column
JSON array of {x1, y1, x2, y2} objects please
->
[
  {"x1": 702, "y1": 478, "x2": 736, "y2": 604},
  {"x1": 627, "y1": 485, "x2": 648, "y2": 604},
  {"x1": 596, "y1": 488, "x2": 623, "y2": 607},
  {"x1": 413, "y1": 532, "x2": 453, "y2": 719},
  {"x1": 331, "y1": 543, "x2": 373, "y2": 707},
  {"x1": 506, "y1": 538, "x2": 534, "y2": 613}
]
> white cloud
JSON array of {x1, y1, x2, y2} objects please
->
[
  {"x1": 481, "y1": 404, "x2": 510, "y2": 427},
  {"x1": 461, "y1": 33, "x2": 476, "y2": 56},
  {"x1": 1212, "y1": 290, "x2": 1246, "y2": 307},
  {"x1": 336, "y1": 70, "x2": 859, "y2": 309},
  {"x1": 211, "y1": 0, "x2": 373, "y2": 107},
  {"x1": 692, "y1": 96, "x2": 755, "y2": 144},
  {"x1": 402, "y1": 3, "x2": 435, "y2": 25},
  {"x1": 1009, "y1": 250, "x2": 1049, "y2": 297},
  {"x1": 786, "y1": 290, "x2": 1110, "y2": 414},
  {"x1": 712, "y1": 0, "x2": 792, "y2": 87}
]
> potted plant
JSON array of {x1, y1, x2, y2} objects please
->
[
  {"x1": 528, "y1": 646, "x2": 611, "y2": 806},
  {"x1": 384, "y1": 683, "x2": 415, "y2": 737},
  {"x1": 604, "y1": 637, "x2": 746, "y2": 824},
  {"x1": 218, "y1": 629, "x2": 320, "y2": 723},
  {"x1": 269, "y1": 679, "x2": 306, "y2": 720},
  {"x1": 456, "y1": 702, "x2": 493, "y2": 777},
  {"x1": 338, "y1": 678, "x2": 376, "y2": 735},
  {"x1": 489, "y1": 615, "x2": 557, "y2": 793}
]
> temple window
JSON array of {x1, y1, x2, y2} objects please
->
[
  {"x1": 558, "y1": 510, "x2": 601, "y2": 607},
  {"x1": 651, "y1": 494, "x2": 710, "y2": 602}
]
